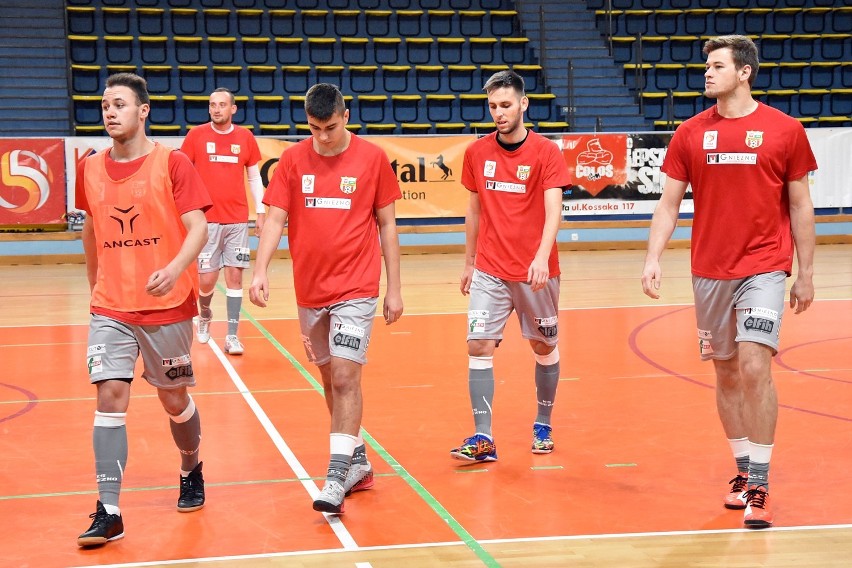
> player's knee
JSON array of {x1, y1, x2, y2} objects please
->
[{"x1": 467, "y1": 339, "x2": 496, "y2": 357}]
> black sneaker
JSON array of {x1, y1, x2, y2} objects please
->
[
  {"x1": 177, "y1": 461, "x2": 205, "y2": 512},
  {"x1": 77, "y1": 500, "x2": 124, "y2": 547}
]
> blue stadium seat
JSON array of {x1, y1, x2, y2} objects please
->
[
  {"x1": 479, "y1": 64, "x2": 508, "y2": 87},
  {"x1": 751, "y1": 62, "x2": 777, "y2": 91},
  {"x1": 797, "y1": 89, "x2": 829, "y2": 116},
  {"x1": 328, "y1": 0, "x2": 351, "y2": 8},
  {"x1": 248, "y1": 65, "x2": 276, "y2": 94},
  {"x1": 809, "y1": 62, "x2": 839, "y2": 89},
  {"x1": 137, "y1": 8, "x2": 165, "y2": 36},
  {"x1": 275, "y1": 38, "x2": 303, "y2": 65},
  {"x1": 415, "y1": 65, "x2": 444, "y2": 92},
  {"x1": 357, "y1": 94, "x2": 388, "y2": 124},
  {"x1": 200, "y1": 0, "x2": 225, "y2": 7},
  {"x1": 139, "y1": 36, "x2": 168, "y2": 64},
  {"x1": 711, "y1": 8, "x2": 740, "y2": 35},
  {"x1": 233, "y1": 0, "x2": 257, "y2": 7},
  {"x1": 142, "y1": 65, "x2": 172, "y2": 94},
  {"x1": 625, "y1": 10, "x2": 652, "y2": 36},
  {"x1": 316, "y1": 65, "x2": 344, "y2": 87},
  {"x1": 178, "y1": 65, "x2": 207, "y2": 94},
  {"x1": 71, "y1": 64, "x2": 101, "y2": 94},
  {"x1": 382, "y1": 65, "x2": 411, "y2": 92},
  {"x1": 778, "y1": 62, "x2": 806, "y2": 89},
  {"x1": 264, "y1": 0, "x2": 288, "y2": 5},
  {"x1": 401, "y1": 123, "x2": 432, "y2": 134},
  {"x1": 237, "y1": 9, "x2": 265, "y2": 36},
  {"x1": 348, "y1": 65, "x2": 378, "y2": 93},
  {"x1": 470, "y1": 38, "x2": 497, "y2": 65},
  {"x1": 830, "y1": 8, "x2": 851, "y2": 33},
  {"x1": 419, "y1": 0, "x2": 443, "y2": 10},
  {"x1": 333, "y1": 9, "x2": 361, "y2": 36},
  {"x1": 830, "y1": 88, "x2": 852, "y2": 116},
  {"x1": 289, "y1": 95, "x2": 307, "y2": 123},
  {"x1": 669, "y1": 36, "x2": 699, "y2": 63},
  {"x1": 623, "y1": 63, "x2": 651, "y2": 91},
  {"x1": 437, "y1": 37, "x2": 464, "y2": 65},
  {"x1": 820, "y1": 34, "x2": 850, "y2": 61},
  {"x1": 764, "y1": 90, "x2": 795, "y2": 115},
  {"x1": 168, "y1": 0, "x2": 192, "y2": 6},
  {"x1": 342, "y1": 37, "x2": 369, "y2": 65},
  {"x1": 282, "y1": 65, "x2": 310, "y2": 94},
  {"x1": 683, "y1": 9, "x2": 709, "y2": 35},
  {"x1": 843, "y1": 62, "x2": 852, "y2": 88},
  {"x1": 460, "y1": 10, "x2": 485, "y2": 36},
  {"x1": 302, "y1": 9, "x2": 329, "y2": 37},
  {"x1": 358, "y1": 0, "x2": 380, "y2": 7},
  {"x1": 242, "y1": 37, "x2": 270, "y2": 65},
  {"x1": 398, "y1": 10, "x2": 424, "y2": 36},
  {"x1": 802, "y1": 8, "x2": 829, "y2": 34},
  {"x1": 653, "y1": 10, "x2": 681, "y2": 36},
  {"x1": 209, "y1": 37, "x2": 236, "y2": 65},
  {"x1": 759, "y1": 35, "x2": 791, "y2": 61},
  {"x1": 375, "y1": 38, "x2": 402, "y2": 64},
  {"x1": 150, "y1": 94, "x2": 178, "y2": 125},
  {"x1": 641, "y1": 92, "x2": 668, "y2": 120},
  {"x1": 366, "y1": 9, "x2": 392, "y2": 37},
  {"x1": 770, "y1": 8, "x2": 799, "y2": 35},
  {"x1": 426, "y1": 94, "x2": 456, "y2": 123},
  {"x1": 67, "y1": 6, "x2": 96, "y2": 35},
  {"x1": 653, "y1": 63, "x2": 685, "y2": 91},
  {"x1": 743, "y1": 8, "x2": 770, "y2": 35},
  {"x1": 307, "y1": 38, "x2": 336, "y2": 65},
  {"x1": 296, "y1": 0, "x2": 320, "y2": 8},
  {"x1": 175, "y1": 36, "x2": 203, "y2": 65},
  {"x1": 270, "y1": 9, "x2": 295, "y2": 37},
  {"x1": 254, "y1": 95, "x2": 284, "y2": 124},
  {"x1": 213, "y1": 65, "x2": 241, "y2": 93},
  {"x1": 406, "y1": 38, "x2": 433, "y2": 65},
  {"x1": 427, "y1": 9, "x2": 454, "y2": 37},
  {"x1": 103, "y1": 7, "x2": 131, "y2": 35},
  {"x1": 104, "y1": 35, "x2": 133, "y2": 64},
  {"x1": 672, "y1": 92, "x2": 700, "y2": 119},
  {"x1": 392, "y1": 94, "x2": 422, "y2": 123},
  {"x1": 491, "y1": 10, "x2": 517, "y2": 36},
  {"x1": 459, "y1": 93, "x2": 486, "y2": 122},
  {"x1": 171, "y1": 8, "x2": 198, "y2": 36},
  {"x1": 500, "y1": 38, "x2": 528, "y2": 65},
  {"x1": 448, "y1": 64, "x2": 475, "y2": 92},
  {"x1": 72, "y1": 95, "x2": 103, "y2": 125},
  {"x1": 526, "y1": 93, "x2": 555, "y2": 122},
  {"x1": 203, "y1": 9, "x2": 230, "y2": 36},
  {"x1": 390, "y1": 0, "x2": 412, "y2": 8}
]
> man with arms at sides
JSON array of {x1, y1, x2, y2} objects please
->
[
  {"x1": 249, "y1": 83, "x2": 403, "y2": 514},
  {"x1": 450, "y1": 70, "x2": 571, "y2": 463},
  {"x1": 76, "y1": 73, "x2": 212, "y2": 547},
  {"x1": 181, "y1": 87, "x2": 264, "y2": 356},
  {"x1": 641, "y1": 35, "x2": 817, "y2": 529}
]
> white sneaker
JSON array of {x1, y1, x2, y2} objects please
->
[
  {"x1": 196, "y1": 317, "x2": 211, "y2": 344},
  {"x1": 344, "y1": 462, "x2": 374, "y2": 496},
  {"x1": 313, "y1": 480, "x2": 345, "y2": 514},
  {"x1": 224, "y1": 335, "x2": 244, "y2": 355}
]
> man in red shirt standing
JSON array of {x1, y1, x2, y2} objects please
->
[
  {"x1": 250, "y1": 83, "x2": 403, "y2": 515},
  {"x1": 181, "y1": 88, "x2": 264, "y2": 356},
  {"x1": 450, "y1": 70, "x2": 571, "y2": 463},
  {"x1": 641, "y1": 35, "x2": 817, "y2": 529},
  {"x1": 76, "y1": 73, "x2": 212, "y2": 547}
]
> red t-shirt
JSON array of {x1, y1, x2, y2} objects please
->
[
  {"x1": 180, "y1": 123, "x2": 261, "y2": 224},
  {"x1": 76, "y1": 146, "x2": 212, "y2": 324},
  {"x1": 264, "y1": 135, "x2": 401, "y2": 308},
  {"x1": 662, "y1": 102, "x2": 817, "y2": 279},
  {"x1": 461, "y1": 130, "x2": 572, "y2": 281}
]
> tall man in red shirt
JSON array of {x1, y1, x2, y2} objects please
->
[
  {"x1": 76, "y1": 73, "x2": 212, "y2": 547},
  {"x1": 450, "y1": 70, "x2": 571, "y2": 462},
  {"x1": 641, "y1": 36, "x2": 817, "y2": 529},
  {"x1": 181, "y1": 88, "x2": 264, "y2": 356},
  {"x1": 249, "y1": 84, "x2": 403, "y2": 515}
]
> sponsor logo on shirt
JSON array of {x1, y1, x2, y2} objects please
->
[
  {"x1": 333, "y1": 323, "x2": 365, "y2": 337},
  {"x1": 305, "y1": 197, "x2": 351, "y2": 209},
  {"x1": 302, "y1": 175, "x2": 315, "y2": 193},
  {"x1": 231, "y1": 144, "x2": 241, "y2": 154},
  {"x1": 703, "y1": 131, "x2": 718, "y2": 150},
  {"x1": 162, "y1": 354, "x2": 192, "y2": 366},
  {"x1": 516, "y1": 165, "x2": 531, "y2": 181},
  {"x1": 468, "y1": 310, "x2": 490, "y2": 319},
  {"x1": 745, "y1": 131, "x2": 763, "y2": 149},
  {"x1": 706, "y1": 153, "x2": 757, "y2": 165},
  {"x1": 87, "y1": 355, "x2": 103, "y2": 374},
  {"x1": 340, "y1": 176, "x2": 357, "y2": 194},
  {"x1": 208, "y1": 155, "x2": 239, "y2": 164},
  {"x1": 206, "y1": 142, "x2": 216, "y2": 153},
  {"x1": 87, "y1": 344, "x2": 106, "y2": 357},
  {"x1": 534, "y1": 316, "x2": 558, "y2": 326},
  {"x1": 484, "y1": 180, "x2": 527, "y2": 193},
  {"x1": 743, "y1": 307, "x2": 778, "y2": 320},
  {"x1": 483, "y1": 160, "x2": 496, "y2": 177}
]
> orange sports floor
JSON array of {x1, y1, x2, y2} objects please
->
[{"x1": 2, "y1": 292, "x2": 852, "y2": 566}]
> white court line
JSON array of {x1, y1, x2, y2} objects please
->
[
  {"x1": 70, "y1": 523, "x2": 852, "y2": 568},
  {"x1": 206, "y1": 340, "x2": 359, "y2": 550}
]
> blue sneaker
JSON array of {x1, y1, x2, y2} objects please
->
[
  {"x1": 450, "y1": 433, "x2": 497, "y2": 462},
  {"x1": 532, "y1": 423, "x2": 554, "y2": 454}
]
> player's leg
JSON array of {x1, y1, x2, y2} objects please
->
[
  {"x1": 139, "y1": 319, "x2": 204, "y2": 512},
  {"x1": 515, "y1": 276, "x2": 560, "y2": 454},
  {"x1": 78, "y1": 315, "x2": 135, "y2": 547},
  {"x1": 450, "y1": 269, "x2": 511, "y2": 462},
  {"x1": 222, "y1": 223, "x2": 251, "y2": 355},
  {"x1": 197, "y1": 223, "x2": 223, "y2": 344}
]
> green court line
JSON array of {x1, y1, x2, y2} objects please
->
[{"x1": 240, "y1": 308, "x2": 501, "y2": 568}]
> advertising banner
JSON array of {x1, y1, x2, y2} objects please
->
[{"x1": 0, "y1": 139, "x2": 67, "y2": 228}]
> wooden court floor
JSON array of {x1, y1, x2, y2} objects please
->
[{"x1": 1, "y1": 246, "x2": 851, "y2": 568}]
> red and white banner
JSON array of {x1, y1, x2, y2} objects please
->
[{"x1": 0, "y1": 139, "x2": 66, "y2": 227}]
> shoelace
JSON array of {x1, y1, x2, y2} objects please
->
[
  {"x1": 728, "y1": 475, "x2": 748, "y2": 493},
  {"x1": 743, "y1": 488, "x2": 768, "y2": 509}
]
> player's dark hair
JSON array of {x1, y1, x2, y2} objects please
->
[
  {"x1": 482, "y1": 70, "x2": 525, "y2": 96},
  {"x1": 703, "y1": 35, "x2": 760, "y2": 87},
  {"x1": 304, "y1": 83, "x2": 346, "y2": 121},
  {"x1": 105, "y1": 73, "x2": 150, "y2": 106}
]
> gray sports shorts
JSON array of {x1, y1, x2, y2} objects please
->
[
  {"x1": 86, "y1": 314, "x2": 196, "y2": 389},
  {"x1": 692, "y1": 271, "x2": 787, "y2": 360},
  {"x1": 197, "y1": 222, "x2": 250, "y2": 273},
  {"x1": 467, "y1": 269, "x2": 560, "y2": 346},
  {"x1": 298, "y1": 297, "x2": 378, "y2": 366}
]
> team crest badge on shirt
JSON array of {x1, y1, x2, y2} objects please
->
[
  {"x1": 516, "y1": 165, "x2": 531, "y2": 181},
  {"x1": 340, "y1": 176, "x2": 357, "y2": 194},
  {"x1": 302, "y1": 174, "x2": 315, "y2": 193},
  {"x1": 483, "y1": 160, "x2": 496, "y2": 177},
  {"x1": 745, "y1": 131, "x2": 763, "y2": 149},
  {"x1": 703, "y1": 131, "x2": 718, "y2": 150},
  {"x1": 231, "y1": 144, "x2": 241, "y2": 154}
]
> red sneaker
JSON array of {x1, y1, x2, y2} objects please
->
[
  {"x1": 743, "y1": 485, "x2": 773, "y2": 529},
  {"x1": 724, "y1": 472, "x2": 749, "y2": 510}
]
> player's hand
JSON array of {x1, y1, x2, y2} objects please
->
[
  {"x1": 249, "y1": 273, "x2": 269, "y2": 308},
  {"x1": 383, "y1": 290, "x2": 403, "y2": 325},
  {"x1": 145, "y1": 266, "x2": 179, "y2": 297},
  {"x1": 641, "y1": 260, "x2": 662, "y2": 299},
  {"x1": 789, "y1": 275, "x2": 814, "y2": 314},
  {"x1": 527, "y1": 257, "x2": 549, "y2": 292},
  {"x1": 460, "y1": 265, "x2": 474, "y2": 295},
  {"x1": 254, "y1": 213, "x2": 266, "y2": 237}
]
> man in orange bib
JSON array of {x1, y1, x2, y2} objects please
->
[{"x1": 75, "y1": 73, "x2": 212, "y2": 547}]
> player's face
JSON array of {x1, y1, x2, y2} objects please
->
[
  {"x1": 208, "y1": 92, "x2": 237, "y2": 126},
  {"x1": 307, "y1": 109, "x2": 350, "y2": 156},
  {"x1": 487, "y1": 87, "x2": 528, "y2": 138},
  {"x1": 704, "y1": 48, "x2": 748, "y2": 99},
  {"x1": 102, "y1": 85, "x2": 148, "y2": 143}
]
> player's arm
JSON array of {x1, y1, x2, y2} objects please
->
[
  {"x1": 641, "y1": 176, "x2": 689, "y2": 299},
  {"x1": 528, "y1": 186, "x2": 563, "y2": 292},
  {"x1": 249, "y1": 205, "x2": 288, "y2": 308},
  {"x1": 376, "y1": 201, "x2": 403, "y2": 325},
  {"x1": 146, "y1": 209, "x2": 208, "y2": 297},
  {"x1": 247, "y1": 164, "x2": 266, "y2": 236},
  {"x1": 461, "y1": 191, "x2": 480, "y2": 296},
  {"x1": 81, "y1": 215, "x2": 98, "y2": 292},
  {"x1": 788, "y1": 174, "x2": 815, "y2": 314}
]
